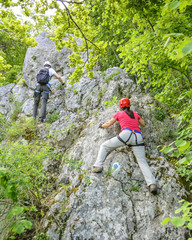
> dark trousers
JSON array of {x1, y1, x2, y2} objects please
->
[{"x1": 33, "y1": 84, "x2": 49, "y2": 120}]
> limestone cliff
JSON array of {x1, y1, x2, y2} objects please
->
[{"x1": 0, "y1": 32, "x2": 191, "y2": 240}]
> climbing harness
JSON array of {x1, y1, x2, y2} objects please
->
[
  {"x1": 35, "y1": 89, "x2": 49, "y2": 94},
  {"x1": 117, "y1": 128, "x2": 145, "y2": 147}
]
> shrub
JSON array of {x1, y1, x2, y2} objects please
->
[
  {"x1": 0, "y1": 114, "x2": 8, "y2": 141},
  {"x1": 47, "y1": 111, "x2": 60, "y2": 123},
  {"x1": 154, "y1": 107, "x2": 166, "y2": 121},
  {"x1": 10, "y1": 101, "x2": 23, "y2": 121},
  {"x1": 0, "y1": 140, "x2": 59, "y2": 239},
  {"x1": 6, "y1": 117, "x2": 37, "y2": 141},
  {"x1": 104, "y1": 71, "x2": 121, "y2": 83},
  {"x1": 104, "y1": 96, "x2": 118, "y2": 107}
]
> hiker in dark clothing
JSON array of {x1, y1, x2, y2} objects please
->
[{"x1": 33, "y1": 61, "x2": 65, "y2": 122}]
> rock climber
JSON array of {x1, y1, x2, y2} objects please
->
[
  {"x1": 92, "y1": 98, "x2": 158, "y2": 195},
  {"x1": 33, "y1": 61, "x2": 65, "y2": 122}
]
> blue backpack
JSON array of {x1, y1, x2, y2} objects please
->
[{"x1": 37, "y1": 68, "x2": 50, "y2": 85}]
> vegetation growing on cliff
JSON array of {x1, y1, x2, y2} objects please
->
[{"x1": 0, "y1": 0, "x2": 191, "y2": 237}]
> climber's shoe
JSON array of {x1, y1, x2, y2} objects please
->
[
  {"x1": 39, "y1": 117, "x2": 44, "y2": 122},
  {"x1": 92, "y1": 167, "x2": 103, "y2": 173},
  {"x1": 149, "y1": 184, "x2": 158, "y2": 195}
]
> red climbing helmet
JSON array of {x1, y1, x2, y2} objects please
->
[{"x1": 119, "y1": 98, "x2": 131, "y2": 108}]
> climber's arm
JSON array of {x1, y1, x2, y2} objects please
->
[
  {"x1": 101, "y1": 118, "x2": 117, "y2": 128},
  {"x1": 139, "y1": 118, "x2": 146, "y2": 127},
  {"x1": 54, "y1": 72, "x2": 65, "y2": 85}
]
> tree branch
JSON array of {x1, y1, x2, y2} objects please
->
[
  {"x1": 57, "y1": 0, "x2": 100, "y2": 64},
  {"x1": 142, "y1": 14, "x2": 155, "y2": 32},
  {"x1": 58, "y1": 0, "x2": 85, "y2": 4},
  {"x1": 152, "y1": 62, "x2": 192, "y2": 84}
]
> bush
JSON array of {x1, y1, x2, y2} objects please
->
[
  {"x1": 0, "y1": 140, "x2": 59, "y2": 239},
  {"x1": 6, "y1": 117, "x2": 37, "y2": 141},
  {"x1": 47, "y1": 112, "x2": 60, "y2": 123},
  {"x1": 0, "y1": 114, "x2": 8, "y2": 141},
  {"x1": 10, "y1": 101, "x2": 23, "y2": 121},
  {"x1": 154, "y1": 107, "x2": 166, "y2": 121}
]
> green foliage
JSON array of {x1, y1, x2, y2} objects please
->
[
  {"x1": 0, "y1": 114, "x2": 8, "y2": 141},
  {"x1": 161, "y1": 136, "x2": 192, "y2": 234},
  {"x1": 73, "y1": 89, "x2": 78, "y2": 95},
  {"x1": 105, "y1": 168, "x2": 112, "y2": 177},
  {"x1": 154, "y1": 107, "x2": 166, "y2": 121},
  {"x1": 33, "y1": 232, "x2": 48, "y2": 240},
  {"x1": 57, "y1": 83, "x2": 64, "y2": 90},
  {"x1": 97, "y1": 87, "x2": 107, "y2": 102},
  {"x1": 104, "y1": 71, "x2": 121, "y2": 83},
  {"x1": 6, "y1": 117, "x2": 37, "y2": 141},
  {"x1": 104, "y1": 96, "x2": 118, "y2": 107},
  {"x1": 10, "y1": 101, "x2": 23, "y2": 121},
  {"x1": 0, "y1": 142, "x2": 51, "y2": 202},
  {"x1": 130, "y1": 182, "x2": 141, "y2": 192},
  {"x1": 65, "y1": 155, "x2": 83, "y2": 172},
  {"x1": 177, "y1": 165, "x2": 192, "y2": 189},
  {"x1": 0, "y1": 137, "x2": 59, "y2": 239},
  {"x1": 47, "y1": 111, "x2": 60, "y2": 123},
  {"x1": 0, "y1": 9, "x2": 37, "y2": 85},
  {"x1": 64, "y1": 154, "x2": 91, "y2": 185},
  {"x1": 162, "y1": 139, "x2": 191, "y2": 163},
  {"x1": 0, "y1": 0, "x2": 191, "y2": 236},
  {"x1": 83, "y1": 173, "x2": 91, "y2": 185},
  {"x1": 161, "y1": 200, "x2": 192, "y2": 235}
]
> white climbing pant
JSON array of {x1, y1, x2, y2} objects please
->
[{"x1": 93, "y1": 130, "x2": 156, "y2": 186}]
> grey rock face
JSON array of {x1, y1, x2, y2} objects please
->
[
  {"x1": 23, "y1": 32, "x2": 71, "y2": 89},
  {"x1": 22, "y1": 98, "x2": 34, "y2": 116},
  {"x1": 0, "y1": 33, "x2": 191, "y2": 240},
  {"x1": 0, "y1": 84, "x2": 15, "y2": 115},
  {"x1": 45, "y1": 106, "x2": 186, "y2": 240}
]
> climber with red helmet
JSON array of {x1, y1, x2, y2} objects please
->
[{"x1": 92, "y1": 98, "x2": 158, "y2": 195}]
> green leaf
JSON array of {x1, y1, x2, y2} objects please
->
[
  {"x1": 178, "y1": 141, "x2": 190, "y2": 152},
  {"x1": 13, "y1": 220, "x2": 32, "y2": 234},
  {"x1": 21, "y1": 220, "x2": 33, "y2": 230},
  {"x1": 186, "y1": 151, "x2": 192, "y2": 160},
  {"x1": 171, "y1": 217, "x2": 185, "y2": 227},
  {"x1": 169, "y1": 1, "x2": 181, "y2": 10},
  {"x1": 177, "y1": 157, "x2": 188, "y2": 165},
  {"x1": 178, "y1": 151, "x2": 192, "y2": 165},
  {"x1": 187, "y1": 222, "x2": 192, "y2": 230},
  {"x1": 7, "y1": 206, "x2": 24, "y2": 219},
  {"x1": 14, "y1": 224, "x2": 25, "y2": 234},
  {"x1": 160, "y1": 146, "x2": 166, "y2": 152},
  {"x1": 175, "y1": 208, "x2": 182, "y2": 214},
  {"x1": 164, "y1": 147, "x2": 174, "y2": 154},
  {"x1": 175, "y1": 140, "x2": 187, "y2": 147},
  {"x1": 161, "y1": 217, "x2": 170, "y2": 225},
  {"x1": 182, "y1": 41, "x2": 192, "y2": 55}
]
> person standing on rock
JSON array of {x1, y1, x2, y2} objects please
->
[
  {"x1": 92, "y1": 98, "x2": 158, "y2": 195},
  {"x1": 33, "y1": 61, "x2": 65, "y2": 122}
]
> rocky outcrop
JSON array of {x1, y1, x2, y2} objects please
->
[
  {"x1": 0, "y1": 33, "x2": 191, "y2": 240},
  {"x1": 43, "y1": 106, "x2": 187, "y2": 240}
]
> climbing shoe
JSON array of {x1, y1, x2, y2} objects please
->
[
  {"x1": 149, "y1": 184, "x2": 158, "y2": 195},
  {"x1": 39, "y1": 117, "x2": 44, "y2": 122},
  {"x1": 92, "y1": 167, "x2": 103, "y2": 173}
]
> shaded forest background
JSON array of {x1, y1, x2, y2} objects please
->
[{"x1": 0, "y1": 0, "x2": 192, "y2": 238}]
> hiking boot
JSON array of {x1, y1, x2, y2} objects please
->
[
  {"x1": 92, "y1": 167, "x2": 103, "y2": 173},
  {"x1": 149, "y1": 184, "x2": 158, "y2": 195}
]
